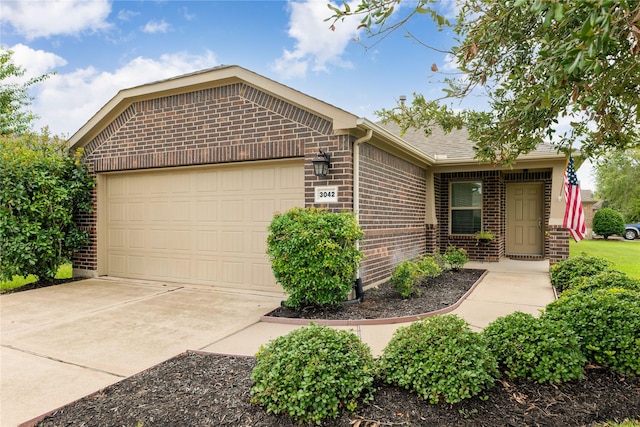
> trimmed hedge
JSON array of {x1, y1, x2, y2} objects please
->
[
  {"x1": 549, "y1": 253, "x2": 611, "y2": 294},
  {"x1": 543, "y1": 288, "x2": 640, "y2": 375},
  {"x1": 266, "y1": 207, "x2": 363, "y2": 308},
  {"x1": 377, "y1": 315, "x2": 498, "y2": 404},
  {"x1": 483, "y1": 312, "x2": 585, "y2": 383},
  {"x1": 250, "y1": 324, "x2": 375, "y2": 424}
]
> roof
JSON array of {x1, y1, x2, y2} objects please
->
[
  {"x1": 68, "y1": 65, "x2": 565, "y2": 167},
  {"x1": 376, "y1": 121, "x2": 561, "y2": 162}
]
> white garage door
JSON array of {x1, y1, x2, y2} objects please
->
[{"x1": 103, "y1": 159, "x2": 304, "y2": 292}]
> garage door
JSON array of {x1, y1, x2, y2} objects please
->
[{"x1": 103, "y1": 159, "x2": 304, "y2": 292}]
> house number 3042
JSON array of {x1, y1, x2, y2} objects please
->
[{"x1": 315, "y1": 186, "x2": 338, "y2": 203}]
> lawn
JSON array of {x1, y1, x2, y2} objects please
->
[
  {"x1": 0, "y1": 263, "x2": 72, "y2": 292},
  {"x1": 570, "y1": 239, "x2": 640, "y2": 279}
]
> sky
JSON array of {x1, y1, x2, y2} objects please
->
[{"x1": 0, "y1": 0, "x2": 595, "y2": 188}]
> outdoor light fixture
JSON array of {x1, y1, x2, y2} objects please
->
[{"x1": 312, "y1": 149, "x2": 331, "y2": 177}]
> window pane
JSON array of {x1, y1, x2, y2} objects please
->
[
  {"x1": 451, "y1": 182, "x2": 482, "y2": 207},
  {"x1": 451, "y1": 209, "x2": 482, "y2": 234}
]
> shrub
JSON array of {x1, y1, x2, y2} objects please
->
[
  {"x1": 266, "y1": 207, "x2": 364, "y2": 309},
  {"x1": 543, "y1": 288, "x2": 640, "y2": 375},
  {"x1": 482, "y1": 312, "x2": 585, "y2": 383},
  {"x1": 250, "y1": 324, "x2": 375, "y2": 424},
  {"x1": 561, "y1": 270, "x2": 640, "y2": 298},
  {"x1": 593, "y1": 207, "x2": 625, "y2": 239},
  {"x1": 442, "y1": 246, "x2": 469, "y2": 271},
  {"x1": 377, "y1": 315, "x2": 498, "y2": 404},
  {"x1": 549, "y1": 253, "x2": 611, "y2": 294},
  {"x1": 389, "y1": 255, "x2": 442, "y2": 298},
  {"x1": 0, "y1": 131, "x2": 95, "y2": 282}
]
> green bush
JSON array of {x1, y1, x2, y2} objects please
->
[
  {"x1": 0, "y1": 131, "x2": 95, "y2": 282},
  {"x1": 561, "y1": 270, "x2": 640, "y2": 298},
  {"x1": 266, "y1": 207, "x2": 364, "y2": 309},
  {"x1": 442, "y1": 246, "x2": 469, "y2": 271},
  {"x1": 482, "y1": 312, "x2": 585, "y2": 383},
  {"x1": 549, "y1": 253, "x2": 611, "y2": 294},
  {"x1": 389, "y1": 255, "x2": 442, "y2": 298},
  {"x1": 250, "y1": 324, "x2": 375, "y2": 424},
  {"x1": 543, "y1": 288, "x2": 640, "y2": 375},
  {"x1": 377, "y1": 315, "x2": 498, "y2": 404},
  {"x1": 593, "y1": 207, "x2": 625, "y2": 239}
]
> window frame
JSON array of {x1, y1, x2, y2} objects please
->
[{"x1": 449, "y1": 181, "x2": 483, "y2": 235}]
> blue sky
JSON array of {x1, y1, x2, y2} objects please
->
[{"x1": 0, "y1": 0, "x2": 595, "y2": 188}]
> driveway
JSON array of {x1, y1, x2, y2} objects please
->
[{"x1": 0, "y1": 278, "x2": 281, "y2": 427}]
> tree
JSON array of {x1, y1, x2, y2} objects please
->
[
  {"x1": 592, "y1": 207, "x2": 625, "y2": 239},
  {"x1": 594, "y1": 149, "x2": 640, "y2": 223},
  {"x1": 0, "y1": 47, "x2": 51, "y2": 135},
  {"x1": 595, "y1": 150, "x2": 640, "y2": 222},
  {"x1": 328, "y1": 0, "x2": 640, "y2": 165},
  {"x1": 0, "y1": 130, "x2": 95, "y2": 282}
]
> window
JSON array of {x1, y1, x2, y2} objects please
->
[{"x1": 450, "y1": 182, "x2": 482, "y2": 234}]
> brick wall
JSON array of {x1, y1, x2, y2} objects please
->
[
  {"x1": 548, "y1": 225, "x2": 570, "y2": 264},
  {"x1": 436, "y1": 170, "x2": 554, "y2": 262},
  {"x1": 356, "y1": 143, "x2": 427, "y2": 285},
  {"x1": 73, "y1": 83, "x2": 343, "y2": 272},
  {"x1": 437, "y1": 171, "x2": 503, "y2": 262}
]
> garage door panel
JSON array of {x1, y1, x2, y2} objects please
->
[
  {"x1": 105, "y1": 160, "x2": 303, "y2": 292},
  {"x1": 196, "y1": 231, "x2": 218, "y2": 252}
]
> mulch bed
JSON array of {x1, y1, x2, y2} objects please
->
[
  {"x1": 19, "y1": 268, "x2": 640, "y2": 426},
  {"x1": 265, "y1": 268, "x2": 485, "y2": 320},
  {"x1": 35, "y1": 352, "x2": 640, "y2": 426}
]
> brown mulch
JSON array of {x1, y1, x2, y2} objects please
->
[
  {"x1": 36, "y1": 352, "x2": 640, "y2": 427},
  {"x1": 265, "y1": 268, "x2": 485, "y2": 320},
  {"x1": 23, "y1": 268, "x2": 640, "y2": 426}
]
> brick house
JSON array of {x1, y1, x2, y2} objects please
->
[{"x1": 69, "y1": 66, "x2": 569, "y2": 294}]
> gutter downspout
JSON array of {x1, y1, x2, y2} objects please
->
[{"x1": 352, "y1": 128, "x2": 373, "y2": 301}]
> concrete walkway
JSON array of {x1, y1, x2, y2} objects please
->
[
  {"x1": 1, "y1": 259, "x2": 555, "y2": 427},
  {"x1": 205, "y1": 259, "x2": 556, "y2": 357}
]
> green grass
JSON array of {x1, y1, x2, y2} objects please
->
[
  {"x1": 0, "y1": 264, "x2": 73, "y2": 292},
  {"x1": 570, "y1": 239, "x2": 640, "y2": 279}
]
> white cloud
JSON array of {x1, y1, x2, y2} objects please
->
[
  {"x1": 0, "y1": 0, "x2": 112, "y2": 40},
  {"x1": 28, "y1": 50, "x2": 218, "y2": 136},
  {"x1": 142, "y1": 20, "x2": 170, "y2": 34},
  {"x1": 6, "y1": 43, "x2": 67, "y2": 80},
  {"x1": 117, "y1": 9, "x2": 139, "y2": 21},
  {"x1": 272, "y1": 0, "x2": 363, "y2": 79}
]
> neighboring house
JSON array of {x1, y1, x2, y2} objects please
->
[
  {"x1": 68, "y1": 65, "x2": 569, "y2": 294},
  {"x1": 581, "y1": 189, "x2": 598, "y2": 238}
]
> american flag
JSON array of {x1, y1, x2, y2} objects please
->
[{"x1": 563, "y1": 155, "x2": 586, "y2": 241}]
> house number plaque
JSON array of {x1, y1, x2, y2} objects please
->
[{"x1": 314, "y1": 186, "x2": 338, "y2": 203}]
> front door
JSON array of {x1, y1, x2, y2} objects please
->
[{"x1": 506, "y1": 183, "x2": 543, "y2": 255}]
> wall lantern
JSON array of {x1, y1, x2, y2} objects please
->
[{"x1": 312, "y1": 149, "x2": 331, "y2": 177}]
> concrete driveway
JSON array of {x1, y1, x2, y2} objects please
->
[{"x1": 0, "y1": 278, "x2": 282, "y2": 427}]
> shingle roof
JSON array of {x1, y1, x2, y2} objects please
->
[{"x1": 376, "y1": 121, "x2": 559, "y2": 160}]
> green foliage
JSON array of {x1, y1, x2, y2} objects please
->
[
  {"x1": 1, "y1": 47, "x2": 51, "y2": 135},
  {"x1": 377, "y1": 315, "x2": 498, "y2": 404},
  {"x1": 0, "y1": 130, "x2": 95, "y2": 282},
  {"x1": 442, "y1": 246, "x2": 468, "y2": 271},
  {"x1": 266, "y1": 207, "x2": 364, "y2": 309},
  {"x1": 482, "y1": 312, "x2": 585, "y2": 383},
  {"x1": 594, "y1": 149, "x2": 640, "y2": 223},
  {"x1": 250, "y1": 324, "x2": 375, "y2": 424},
  {"x1": 543, "y1": 289, "x2": 640, "y2": 375},
  {"x1": 389, "y1": 255, "x2": 442, "y2": 298},
  {"x1": 549, "y1": 252, "x2": 611, "y2": 294},
  {"x1": 593, "y1": 207, "x2": 626, "y2": 239},
  {"x1": 562, "y1": 270, "x2": 640, "y2": 299},
  {"x1": 328, "y1": 1, "x2": 640, "y2": 164}
]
